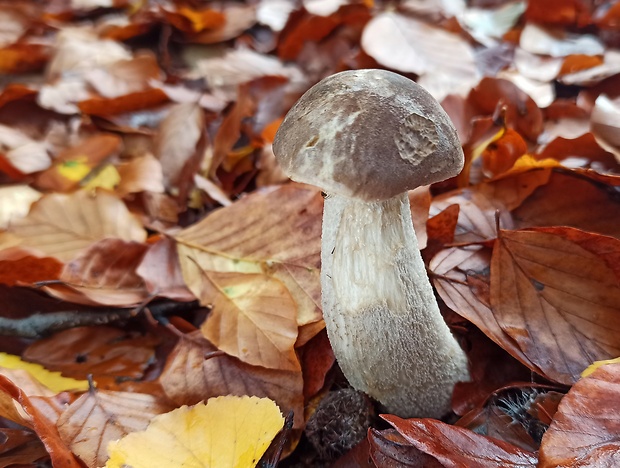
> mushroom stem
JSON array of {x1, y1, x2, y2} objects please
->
[{"x1": 321, "y1": 192, "x2": 470, "y2": 418}]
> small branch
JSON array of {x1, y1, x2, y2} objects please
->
[{"x1": 0, "y1": 300, "x2": 200, "y2": 338}]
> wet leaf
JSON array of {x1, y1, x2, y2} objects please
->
[{"x1": 105, "y1": 396, "x2": 284, "y2": 468}]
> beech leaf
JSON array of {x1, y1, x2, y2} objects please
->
[
  {"x1": 5, "y1": 190, "x2": 146, "y2": 262},
  {"x1": 382, "y1": 414, "x2": 538, "y2": 467},
  {"x1": 0, "y1": 353, "x2": 89, "y2": 394},
  {"x1": 539, "y1": 363, "x2": 620, "y2": 467},
  {"x1": 105, "y1": 396, "x2": 284, "y2": 468},
  {"x1": 491, "y1": 227, "x2": 620, "y2": 384},
  {"x1": 57, "y1": 390, "x2": 169, "y2": 468}
]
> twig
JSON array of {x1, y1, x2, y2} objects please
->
[{"x1": 0, "y1": 300, "x2": 200, "y2": 338}]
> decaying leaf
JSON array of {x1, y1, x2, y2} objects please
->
[{"x1": 105, "y1": 396, "x2": 284, "y2": 468}]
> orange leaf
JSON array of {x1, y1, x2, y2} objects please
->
[{"x1": 0, "y1": 375, "x2": 82, "y2": 467}]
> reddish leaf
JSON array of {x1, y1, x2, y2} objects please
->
[
  {"x1": 0, "y1": 428, "x2": 48, "y2": 466},
  {"x1": 0, "y1": 375, "x2": 81, "y2": 468},
  {"x1": 469, "y1": 78, "x2": 544, "y2": 141},
  {"x1": 368, "y1": 428, "x2": 444, "y2": 467},
  {"x1": 539, "y1": 363, "x2": 620, "y2": 467},
  {"x1": 512, "y1": 171, "x2": 620, "y2": 238},
  {"x1": 382, "y1": 414, "x2": 538, "y2": 467},
  {"x1": 43, "y1": 238, "x2": 149, "y2": 306},
  {"x1": 491, "y1": 228, "x2": 620, "y2": 384},
  {"x1": 78, "y1": 88, "x2": 169, "y2": 117},
  {"x1": 0, "y1": 255, "x2": 62, "y2": 287},
  {"x1": 300, "y1": 329, "x2": 335, "y2": 400}
]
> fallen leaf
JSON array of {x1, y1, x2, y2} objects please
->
[
  {"x1": 159, "y1": 331, "x2": 304, "y2": 428},
  {"x1": 382, "y1": 414, "x2": 538, "y2": 467},
  {"x1": 520, "y1": 23, "x2": 604, "y2": 57},
  {"x1": 430, "y1": 245, "x2": 538, "y2": 371},
  {"x1": 491, "y1": 227, "x2": 620, "y2": 384},
  {"x1": 361, "y1": 11, "x2": 479, "y2": 99},
  {"x1": 57, "y1": 389, "x2": 169, "y2": 468},
  {"x1": 538, "y1": 363, "x2": 620, "y2": 467},
  {"x1": 178, "y1": 260, "x2": 300, "y2": 371},
  {"x1": 582, "y1": 357, "x2": 620, "y2": 378},
  {"x1": 136, "y1": 236, "x2": 195, "y2": 301},
  {"x1": 155, "y1": 102, "x2": 204, "y2": 191},
  {"x1": 0, "y1": 353, "x2": 89, "y2": 394},
  {"x1": 41, "y1": 239, "x2": 149, "y2": 307},
  {"x1": 116, "y1": 153, "x2": 165, "y2": 197},
  {"x1": 105, "y1": 396, "x2": 284, "y2": 468},
  {"x1": 0, "y1": 255, "x2": 62, "y2": 287},
  {"x1": 5, "y1": 190, "x2": 146, "y2": 262},
  {"x1": 0, "y1": 375, "x2": 82, "y2": 468},
  {"x1": 0, "y1": 427, "x2": 48, "y2": 467},
  {"x1": 512, "y1": 170, "x2": 620, "y2": 238},
  {"x1": 0, "y1": 185, "x2": 41, "y2": 229},
  {"x1": 175, "y1": 184, "x2": 322, "y2": 335},
  {"x1": 36, "y1": 134, "x2": 122, "y2": 192},
  {"x1": 23, "y1": 327, "x2": 159, "y2": 385},
  {"x1": 368, "y1": 428, "x2": 445, "y2": 467}
]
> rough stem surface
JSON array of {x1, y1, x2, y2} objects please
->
[{"x1": 321, "y1": 192, "x2": 470, "y2": 418}]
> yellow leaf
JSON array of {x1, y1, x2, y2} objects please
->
[
  {"x1": 105, "y1": 396, "x2": 284, "y2": 468},
  {"x1": 581, "y1": 357, "x2": 620, "y2": 378},
  {"x1": 0, "y1": 353, "x2": 89, "y2": 393},
  {"x1": 57, "y1": 157, "x2": 91, "y2": 182},
  {"x1": 82, "y1": 164, "x2": 121, "y2": 191}
]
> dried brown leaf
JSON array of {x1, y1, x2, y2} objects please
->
[
  {"x1": 0, "y1": 375, "x2": 82, "y2": 468},
  {"x1": 491, "y1": 228, "x2": 620, "y2": 384},
  {"x1": 539, "y1": 363, "x2": 620, "y2": 467},
  {"x1": 155, "y1": 102, "x2": 204, "y2": 191},
  {"x1": 159, "y1": 331, "x2": 304, "y2": 427},
  {"x1": 23, "y1": 327, "x2": 158, "y2": 386},
  {"x1": 42, "y1": 239, "x2": 149, "y2": 307},
  {"x1": 176, "y1": 184, "x2": 322, "y2": 332},
  {"x1": 57, "y1": 390, "x2": 169, "y2": 468},
  {"x1": 5, "y1": 190, "x2": 146, "y2": 262}
]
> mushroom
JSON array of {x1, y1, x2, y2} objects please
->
[{"x1": 273, "y1": 69, "x2": 470, "y2": 418}]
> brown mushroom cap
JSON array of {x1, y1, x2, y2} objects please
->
[{"x1": 273, "y1": 69, "x2": 464, "y2": 201}]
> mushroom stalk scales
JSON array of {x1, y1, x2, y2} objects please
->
[{"x1": 322, "y1": 193, "x2": 469, "y2": 417}]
